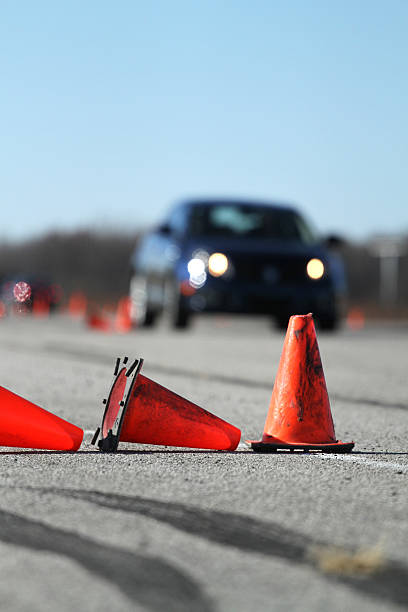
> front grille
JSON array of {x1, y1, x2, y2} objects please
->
[{"x1": 229, "y1": 254, "x2": 309, "y2": 283}]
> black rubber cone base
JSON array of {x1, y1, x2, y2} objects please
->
[
  {"x1": 92, "y1": 357, "x2": 143, "y2": 452},
  {"x1": 247, "y1": 440, "x2": 354, "y2": 453}
]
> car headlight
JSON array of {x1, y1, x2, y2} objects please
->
[
  {"x1": 187, "y1": 257, "x2": 207, "y2": 289},
  {"x1": 306, "y1": 258, "x2": 325, "y2": 280},
  {"x1": 208, "y1": 252, "x2": 229, "y2": 277},
  {"x1": 187, "y1": 258, "x2": 206, "y2": 277}
]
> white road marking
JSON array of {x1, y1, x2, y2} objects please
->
[
  {"x1": 82, "y1": 438, "x2": 407, "y2": 471},
  {"x1": 318, "y1": 453, "x2": 408, "y2": 473},
  {"x1": 84, "y1": 429, "x2": 96, "y2": 436},
  {"x1": 239, "y1": 443, "x2": 408, "y2": 472}
]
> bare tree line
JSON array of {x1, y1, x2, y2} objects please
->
[
  {"x1": 0, "y1": 230, "x2": 140, "y2": 302},
  {"x1": 0, "y1": 230, "x2": 407, "y2": 314}
]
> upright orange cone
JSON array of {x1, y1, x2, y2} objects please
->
[
  {"x1": 247, "y1": 313, "x2": 354, "y2": 453},
  {"x1": 32, "y1": 295, "x2": 50, "y2": 318},
  {"x1": 0, "y1": 386, "x2": 83, "y2": 450},
  {"x1": 92, "y1": 357, "x2": 241, "y2": 452},
  {"x1": 68, "y1": 291, "x2": 87, "y2": 318},
  {"x1": 114, "y1": 297, "x2": 132, "y2": 333}
]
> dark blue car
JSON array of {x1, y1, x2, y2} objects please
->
[{"x1": 129, "y1": 199, "x2": 346, "y2": 330}]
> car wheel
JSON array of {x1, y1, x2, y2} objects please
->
[
  {"x1": 165, "y1": 281, "x2": 191, "y2": 330},
  {"x1": 317, "y1": 315, "x2": 340, "y2": 332},
  {"x1": 275, "y1": 315, "x2": 290, "y2": 331},
  {"x1": 129, "y1": 275, "x2": 157, "y2": 328}
]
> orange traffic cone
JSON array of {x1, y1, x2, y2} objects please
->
[
  {"x1": 32, "y1": 296, "x2": 50, "y2": 318},
  {"x1": 0, "y1": 386, "x2": 83, "y2": 450},
  {"x1": 114, "y1": 297, "x2": 132, "y2": 333},
  {"x1": 247, "y1": 313, "x2": 354, "y2": 453},
  {"x1": 92, "y1": 358, "x2": 241, "y2": 452},
  {"x1": 86, "y1": 311, "x2": 112, "y2": 332},
  {"x1": 68, "y1": 291, "x2": 87, "y2": 318}
]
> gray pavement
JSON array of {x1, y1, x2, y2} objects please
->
[{"x1": 0, "y1": 314, "x2": 407, "y2": 611}]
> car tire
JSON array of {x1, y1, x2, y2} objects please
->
[
  {"x1": 275, "y1": 315, "x2": 290, "y2": 331},
  {"x1": 129, "y1": 275, "x2": 157, "y2": 328},
  {"x1": 317, "y1": 315, "x2": 340, "y2": 332},
  {"x1": 165, "y1": 280, "x2": 191, "y2": 330},
  {"x1": 139, "y1": 308, "x2": 157, "y2": 328}
]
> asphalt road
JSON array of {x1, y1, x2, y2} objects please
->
[{"x1": 0, "y1": 314, "x2": 407, "y2": 612}]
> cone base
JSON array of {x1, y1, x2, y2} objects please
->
[{"x1": 246, "y1": 439, "x2": 354, "y2": 453}]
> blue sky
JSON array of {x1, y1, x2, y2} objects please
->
[{"x1": 1, "y1": 0, "x2": 407, "y2": 241}]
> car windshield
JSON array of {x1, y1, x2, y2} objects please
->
[{"x1": 189, "y1": 204, "x2": 317, "y2": 244}]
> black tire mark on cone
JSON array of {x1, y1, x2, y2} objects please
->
[
  {"x1": 0, "y1": 508, "x2": 214, "y2": 612},
  {"x1": 34, "y1": 488, "x2": 408, "y2": 609}
]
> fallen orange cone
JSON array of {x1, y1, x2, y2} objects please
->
[
  {"x1": 92, "y1": 357, "x2": 241, "y2": 452},
  {"x1": 86, "y1": 312, "x2": 112, "y2": 332},
  {"x1": 247, "y1": 313, "x2": 354, "y2": 453},
  {"x1": 0, "y1": 386, "x2": 83, "y2": 451}
]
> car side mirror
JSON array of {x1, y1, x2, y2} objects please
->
[
  {"x1": 324, "y1": 234, "x2": 346, "y2": 249},
  {"x1": 157, "y1": 223, "x2": 171, "y2": 235}
]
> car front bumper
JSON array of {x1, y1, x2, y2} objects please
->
[{"x1": 181, "y1": 277, "x2": 341, "y2": 318}]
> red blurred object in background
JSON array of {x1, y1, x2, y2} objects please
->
[
  {"x1": 346, "y1": 307, "x2": 366, "y2": 330},
  {"x1": 114, "y1": 296, "x2": 132, "y2": 333},
  {"x1": 68, "y1": 291, "x2": 88, "y2": 318},
  {"x1": 32, "y1": 295, "x2": 50, "y2": 318},
  {"x1": 13, "y1": 281, "x2": 31, "y2": 303}
]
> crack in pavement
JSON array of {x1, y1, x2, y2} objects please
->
[
  {"x1": 0, "y1": 508, "x2": 214, "y2": 612},
  {"x1": 29, "y1": 487, "x2": 408, "y2": 609}
]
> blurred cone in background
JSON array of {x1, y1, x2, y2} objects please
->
[
  {"x1": 346, "y1": 307, "x2": 366, "y2": 331},
  {"x1": 68, "y1": 291, "x2": 87, "y2": 318},
  {"x1": 0, "y1": 386, "x2": 83, "y2": 450},
  {"x1": 114, "y1": 296, "x2": 132, "y2": 333},
  {"x1": 86, "y1": 310, "x2": 112, "y2": 332},
  {"x1": 248, "y1": 313, "x2": 354, "y2": 453},
  {"x1": 32, "y1": 295, "x2": 50, "y2": 318}
]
